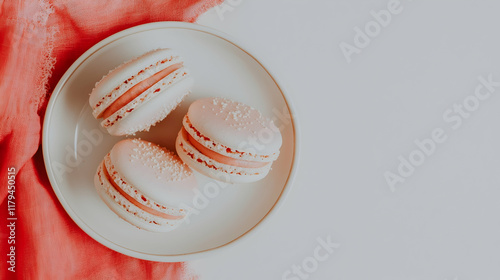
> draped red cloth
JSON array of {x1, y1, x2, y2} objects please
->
[{"x1": 0, "y1": 0, "x2": 221, "y2": 279}]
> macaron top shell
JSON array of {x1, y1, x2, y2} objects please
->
[
  {"x1": 109, "y1": 138, "x2": 195, "y2": 208},
  {"x1": 185, "y1": 97, "x2": 282, "y2": 160}
]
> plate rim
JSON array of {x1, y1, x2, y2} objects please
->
[{"x1": 42, "y1": 21, "x2": 300, "y2": 262}]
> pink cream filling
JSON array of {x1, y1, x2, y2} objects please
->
[
  {"x1": 184, "y1": 128, "x2": 268, "y2": 168},
  {"x1": 99, "y1": 63, "x2": 183, "y2": 119},
  {"x1": 103, "y1": 162, "x2": 183, "y2": 220}
]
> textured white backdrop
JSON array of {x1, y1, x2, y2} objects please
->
[{"x1": 192, "y1": 1, "x2": 500, "y2": 279}]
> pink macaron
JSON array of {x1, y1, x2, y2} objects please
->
[
  {"x1": 94, "y1": 138, "x2": 196, "y2": 232},
  {"x1": 89, "y1": 48, "x2": 193, "y2": 136},
  {"x1": 175, "y1": 97, "x2": 282, "y2": 183}
]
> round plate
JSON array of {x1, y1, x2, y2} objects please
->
[{"x1": 42, "y1": 22, "x2": 298, "y2": 262}]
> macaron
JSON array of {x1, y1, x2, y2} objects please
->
[
  {"x1": 89, "y1": 48, "x2": 193, "y2": 136},
  {"x1": 94, "y1": 138, "x2": 196, "y2": 232},
  {"x1": 176, "y1": 97, "x2": 282, "y2": 183}
]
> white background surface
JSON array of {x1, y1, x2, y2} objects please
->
[{"x1": 192, "y1": 1, "x2": 500, "y2": 279}]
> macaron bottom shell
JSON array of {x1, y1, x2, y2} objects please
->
[
  {"x1": 94, "y1": 161, "x2": 185, "y2": 232},
  {"x1": 175, "y1": 128, "x2": 272, "y2": 184},
  {"x1": 104, "y1": 71, "x2": 193, "y2": 136}
]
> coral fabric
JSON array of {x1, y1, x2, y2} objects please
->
[{"x1": 0, "y1": 0, "x2": 221, "y2": 279}]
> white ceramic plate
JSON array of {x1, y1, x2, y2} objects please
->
[{"x1": 42, "y1": 22, "x2": 298, "y2": 262}]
